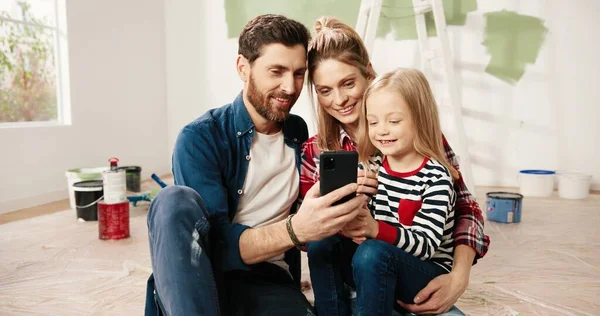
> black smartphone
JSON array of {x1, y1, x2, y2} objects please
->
[{"x1": 320, "y1": 151, "x2": 358, "y2": 205}]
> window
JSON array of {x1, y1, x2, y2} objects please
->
[{"x1": 0, "y1": 0, "x2": 69, "y2": 126}]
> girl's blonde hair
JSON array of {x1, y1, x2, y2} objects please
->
[
  {"x1": 357, "y1": 68, "x2": 459, "y2": 179},
  {"x1": 307, "y1": 16, "x2": 376, "y2": 151}
]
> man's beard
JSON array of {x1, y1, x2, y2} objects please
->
[{"x1": 247, "y1": 74, "x2": 296, "y2": 122}]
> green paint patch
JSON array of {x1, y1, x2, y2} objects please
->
[
  {"x1": 224, "y1": 0, "x2": 361, "y2": 38},
  {"x1": 224, "y1": 0, "x2": 475, "y2": 40},
  {"x1": 377, "y1": 0, "x2": 477, "y2": 40},
  {"x1": 483, "y1": 10, "x2": 548, "y2": 85}
]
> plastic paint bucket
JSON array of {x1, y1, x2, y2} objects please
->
[
  {"x1": 486, "y1": 192, "x2": 523, "y2": 223},
  {"x1": 558, "y1": 172, "x2": 592, "y2": 200},
  {"x1": 73, "y1": 180, "x2": 103, "y2": 221},
  {"x1": 518, "y1": 170, "x2": 555, "y2": 197},
  {"x1": 118, "y1": 166, "x2": 142, "y2": 192},
  {"x1": 65, "y1": 167, "x2": 108, "y2": 209},
  {"x1": 98, "y1": 200, "x2": 130, "y2": 240}
]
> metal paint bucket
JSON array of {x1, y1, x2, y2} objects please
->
[
  {"x1": 102, "y1": 157, "x2": 127, "y2": 204},
  {"x1": 98, "y1": 200, "x2": 130, "y2": 240},
  {"x1": 486, "y1": 192, "x2": 523, "y2": 223}
]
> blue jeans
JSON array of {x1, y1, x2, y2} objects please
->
[
  {"x1": 308, "y1": 236, "x2": 464, "y2": 316},
  {"x1": 145, "y1": 186, "x2": 315, "y2": 316}
]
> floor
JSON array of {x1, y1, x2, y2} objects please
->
[{"x1": 0, "y1": 183, "x2": 599, "y2": 315}]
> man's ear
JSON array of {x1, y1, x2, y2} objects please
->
[{"x1": 236, "y1": 55, "x2": 250, "y2": 82}]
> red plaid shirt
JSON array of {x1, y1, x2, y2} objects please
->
[{"x1": 300, "y1": 130, "x2": 490, "y2": 261}]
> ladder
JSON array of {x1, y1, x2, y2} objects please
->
[{"x1": 355, "y1": 0, "x2": 476, "y2": 194}]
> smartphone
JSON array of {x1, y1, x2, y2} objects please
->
[{"x1": 320, "y1": 151, "x2": 358, "y2": 205}]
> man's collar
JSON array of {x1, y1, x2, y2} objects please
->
[{"x1": 232, "y1": 92, "x2": 254, "y2": 138}]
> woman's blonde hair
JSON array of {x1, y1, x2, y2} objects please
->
[
  {"x1": 307, "y1": 16, "x2": 376, "y2": 151},
  {"x1": 357, "y1": 68, "x2": 459, "y2": 179}
]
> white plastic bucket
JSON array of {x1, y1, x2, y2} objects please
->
[
  {"x1": 65, "y1": 167, "x2": 109, "y2": 209},
  {"x1": 558, "y1": 172, "x2": 592, "y2": 199},
  {"x1": 518, "y1": 170, "x2": 555, "y2": 197}
]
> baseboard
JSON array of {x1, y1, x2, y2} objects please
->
[
  {"x1": 0, "y1": 189, "x2": 69, "y2": 215},
  {"x1": 0, "y1": 173, "x2": 173, "y2": 215}
]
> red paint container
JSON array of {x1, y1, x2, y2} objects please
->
[{"x1": 98, "y1": 200, "x2": 130, "y2": 240}]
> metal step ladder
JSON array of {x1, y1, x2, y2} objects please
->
[{"x1": 355, "y1": 0, "x2": 476, "y2": 194}]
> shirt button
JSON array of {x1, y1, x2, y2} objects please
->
[
  {"x1": 246, "y1": 155, "x2": 251, "y2": 161},
  {"x1": 237, "y1": 189, "x2": 243, "y2": 195},
  {"x1": 293, "y1": 138, "x2": 298, "y2": 142},
  {"x1": 249, "y1": 130, "x2": 253, "y2": 134},
  {"x1": 237, "y1": 131, "x2": 241, "y2": 136}
]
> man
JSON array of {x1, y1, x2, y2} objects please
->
[{"x1": 145, "y1": 14, "x2": 368, "y2": 315}]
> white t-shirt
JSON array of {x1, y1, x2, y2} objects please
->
[{"x1": 233, "y1": 130, "x2": 299, "y2": 273}]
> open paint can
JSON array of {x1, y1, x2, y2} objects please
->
[
  {"x1": 73, "y1": 180, "x2": 103, "y2": 221},
  {"x1": 118, "y1": 166, "x2": 142, "y2": 192},
  {"x1": 486, "y1": 192, "x2": 523, "y2": 223}
]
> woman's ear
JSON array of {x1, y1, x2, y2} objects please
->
[
  {"x1": 367, "y1": 62, "x2": 375, "y2": 80},
  {"x1": 236, "y1": 55, "x2": 249, "y2": 82}
]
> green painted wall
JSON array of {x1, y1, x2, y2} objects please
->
[
  {"x1": 224, "y1": 0, "x2": 362, "y2": 38},
  {"x1": 223, "y1": 1, "x2": 548, "y2": 85},
  {"x1": 482, "y1": 10, "x2": 548, "y2": 84},
  {"x1": 224, "y1": 0, "x2": 475, "y2": 39},
  {"x1": 376, "y1": 0, "x2": 476, "y2": 39}
]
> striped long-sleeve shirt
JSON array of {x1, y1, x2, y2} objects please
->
[{"x1": 370, "y1": 156, "x2": 456, "y2": 271}]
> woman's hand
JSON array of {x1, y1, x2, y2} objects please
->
[
  {"x1": 397, "y1": 245, "x2": 475, "y2": 314},
  {"x1": 396, "y1": 271, "x2": 469, "y2": 314}
]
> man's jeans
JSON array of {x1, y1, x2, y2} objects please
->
[
  {"x1": 144, "y1": 186, "x2": 314, "y2": 316},
  {"x1": 308, "y1": 235, "x2": 465, "y2": 316}
]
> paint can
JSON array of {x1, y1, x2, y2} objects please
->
[
  {"x1": 98, "y1": 200, "x2": 130, "y2": 240},
  {"x1": 118, "y1": 166, "x2": 142, "y2": 192},
  {"x1": 73, "y1": 180, "x2": 103, "y2": 221},
  {"x1": 65, "y1": 167, "x2": 108, "y2": 210},
  {"x1": 102, "y1": 157, "x2": 127, "y2": 204},
  {"x1": 518, "y1": 170, "x2": 555, "y2": 197},
  {"x1": 486, "y1": 192, "x2": 523, "y2": 223}
]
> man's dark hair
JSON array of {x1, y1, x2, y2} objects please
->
[{"x1": 238, "y1": 14, "x2": 311, "y2": 64}]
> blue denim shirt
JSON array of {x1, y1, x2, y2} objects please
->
[{"x1": 172, "y1": 92, "x2": 308, "y2": 282}]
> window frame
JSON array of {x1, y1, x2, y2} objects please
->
[{"x1": 0, "y1": 0, "x2": 70, "y2": 128}]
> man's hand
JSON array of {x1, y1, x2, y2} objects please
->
[
  {"x1": 293, "y1": 181, "x2": 368, "y2": 243},
  {"x1": 397, "y1": 271, "x2": 469, "y2": 314},
  {"x1": 357, "y1": 169, "x2": 378, "y2": 196}
]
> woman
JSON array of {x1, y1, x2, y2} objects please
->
[{"x1": 300, "y1": 16, "x2": 490, "y2": 315}]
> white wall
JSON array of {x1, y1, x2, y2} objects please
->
[
  {"x1": 164, "y1": 0, "x2": 208, "y2": 168},
  {"x1": 0, "y1": 0, "x2": 170, "y2": 213},
  {"x1": 165, "y1": 0, "x2": 600, "y2": 191}
]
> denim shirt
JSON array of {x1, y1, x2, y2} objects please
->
[{"x1": 172, "y1": 92, "x2": 308, "y2": 283}]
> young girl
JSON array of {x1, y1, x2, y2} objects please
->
[{"x1": 351, "y1": 67, "x2": 459, "y2": 315}]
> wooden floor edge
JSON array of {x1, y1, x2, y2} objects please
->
[
  {"x1": 1, "y1": 179, "x2": 598, "y2": 225},
  {"x1": 0, "y1": 173, "x2": 173, "y2": 225}
]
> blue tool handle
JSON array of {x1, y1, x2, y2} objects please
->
[{"x1": 151, "y1": 173, "x2": 168, "y2": 188}]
